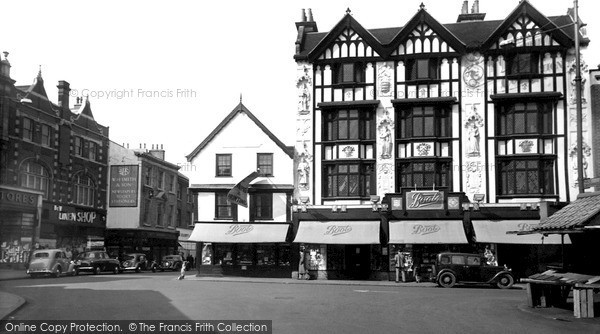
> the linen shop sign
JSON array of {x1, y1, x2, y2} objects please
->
[{"x1": 109, "y1": 165, "x2": 139, "y2": 207}]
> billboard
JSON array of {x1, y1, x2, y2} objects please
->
[{"x1": 109, "y1": 165, "x2": 139, "y2": 207}]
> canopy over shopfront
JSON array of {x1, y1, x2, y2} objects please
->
[
  {"x1": 189, "y1": 222, "x2": 290, "y2": 243},
  {"x1": 294, "y1": 221, "x2": 380, "y2": 244},
  {"x1": 389, "y1": 220, "x2": 468, "y2": 244},
  {"x1": 473, "y1": 220, "x2": 570, "y2": 244}
]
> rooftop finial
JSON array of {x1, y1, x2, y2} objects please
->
[
  {"x1": 37, "y1": 65, "x2": 42, "y2": 79},
  {"x1": 346, "y1": 8, "x2": 351, "y2": 14},
  {"x1": 240, "y1": 93, "x2": 242, "y2": 103},
  {"x1": 420, "y1": 2, "x2": 426, "y2": 10},
  {"x1": 2, "y1": 51, "x2": 8, "y2": 60}
]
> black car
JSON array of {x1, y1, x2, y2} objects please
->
[
  {"x1": 76, "y1": 251, "x2": 121, "y2": 275},
  {"x1": 159, "y1": 255, "x2": 183, "y2": 271},
  {"x1": 435, "y1": 252, "x2": 515, "y2": 289},
  {"x1": 120, "y1": 253, "x2": 152, "y2": 272}
]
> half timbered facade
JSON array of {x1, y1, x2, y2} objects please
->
[{"x1": 292, "y1": 1, "x2": 591, "y2": 280}]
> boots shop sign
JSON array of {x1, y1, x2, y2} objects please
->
[{"x1": 406, "y1": 191, "x2": 444, "y2": 210}]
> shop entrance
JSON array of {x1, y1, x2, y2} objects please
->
[{"x1": 345, "y1": 245, "x2": 370, "y2": 279}]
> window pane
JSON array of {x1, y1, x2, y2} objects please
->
[
  {"x1": 339, "y1": 120, "x2": 348, "y2": 139},
  {"x1": 349, "y1": 119, "x2": 359, "y2": 139},
  {"x1": 343, "y1": 63, "x2": 354, "y2": 82},
  {"x1": 417, "y1": 59, "x2": 429, "y2": 79}
]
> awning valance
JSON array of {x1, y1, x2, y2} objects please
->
[
  {"x1": 188, "y1": 223, "x2": 289, "y2": 243},
  {"x1": 294, "y1": 221, "x2": 380, "y2": 245},
  {"x1": 389, "y1": 220, "x2": 468, "y2": 244},
  {"x1": 473, "y1": 220, "x2": 571, "y2": 244}
]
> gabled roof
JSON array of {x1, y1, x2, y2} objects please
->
[
  {"x1": 385, "y1": 5, "x2": 466, "y2": 56},
  {"x1": 307, "y1": 11, "x2": 387, "y2": 61},
  {"x1": 186, "y1": 102, "x2": 293, "y2": 162},
  {"x1": 535, "y1": 192, "x2": 600, "y2": 233},
  {"x1": 481, "y1": 0, "x2": 574, "y2": 50}
]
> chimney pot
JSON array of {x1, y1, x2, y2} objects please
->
[
  {"x1": 307, "y1": 8, "x2": 314, "y2": 22},
  {"x1": 461, "y1": 1, "x2": 469, "y2": 14},
  {"x1": 300, "y1": 9, "x2": 307, "y2": 22}
]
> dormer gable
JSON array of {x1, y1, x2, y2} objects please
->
[
  {"x1": 387, "y1": 4, "x2": 466, "y2": 57},
  {"x1": 482, "y1": 0, "x2": 573, "y2": 51},
  {"x1": 308, "y1": 9, "x2": 386, "y2": 61}
]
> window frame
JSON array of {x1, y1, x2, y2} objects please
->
[
  {"x1": 397, "y1": 105, "x2": 451, "y2": 139},
  {"x1": 40, "y1": 124, "x2": 51, "y2": 147},
  {"x1": 73, "y1": 173, "x2": 95, "y2": 207},
  {"x1": 19, "y1": 160, "x2": 50, "y2": 199},
  {"x1": 397, "y1": 160, "x2": 451, "y2": 190},
  {"x1": 252, "y1": 192, "x2": 273, "y2": 220},
  {"x1": 333, "y1": 62, "x2": 366, "y2": 85},
  {"x1": 323, "y1": 162, "x2": 375, "y2": 198},
  {"x1": 323, "y1": 108, "x2": 375, "y2": 142},
  {"x1": 506, "y1": 52, "x2": 540, "y2": 76},
  {"x1": 216, "y1": 154, "x2": 232, "y2": 177},
  {"x1": 257, "y1": 153, "x2": 274, "y2": 177},
  {"x1": 215, "y1": 192, "x2": 237, "y2": 220},
  {"x1": 74, "y1": 137, "x2": 83, "y2": 156},
  {"x1": 497, "y1": 101, "x2": 552, "y2": 136},
  {"x1": 406, "y1": 58, "x2": 439, "y2": 81},
  {"x1": 497, "y1": 158, "x2": 555, "y2": 196},
  {"x1": 22, "y1": 118, "x2": 33, "y2": 141}
]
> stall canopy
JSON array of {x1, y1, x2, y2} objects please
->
[
  {"x1": 473, "y1": 220, "x2": 570, "y2": 244},
  {"x1": 389, "y1": 220, "x2": 468, "y2": 244},
  {"x1": 294, "y1": 221, "x2": 380, "y2": 244},
  {"x1": 188, "y1": 223, "x2": 289, "y2": 243}
]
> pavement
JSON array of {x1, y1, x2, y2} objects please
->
[{"x1": 0, "y1": 268, "x2": 591, "y2": 323}]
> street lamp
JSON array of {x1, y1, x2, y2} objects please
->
[{"x1": 574, "y1": 0, "x2": 584, "y2": 194}]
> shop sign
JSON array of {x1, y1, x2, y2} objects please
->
[
  {"x1": 406, "y1": 191, "x2": 444, "y2": 210},
  {"x1": 0, "y1": 188, "x2": 39, "y2": 208},
  {"x1": 54, "y1": 205, "x2": 98, "y2": 224},
  {"x1": 412, "y1": 224, "x2": 441, "y2": 235},
  {"x1": 225, "y1": 224, "x2": 254, "y2": 236},
  {"x1": 516, "y1": 222, "x2": 539, "y2": 232},
  {"x1": 324, "y1": 225, "x2": 352, "y2": 236},
  {"x1": 109, "y1": 165, "x2": 139, "y2": 207}
]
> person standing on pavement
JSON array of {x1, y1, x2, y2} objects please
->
[
  {"x1": 298, "y1": 246, "x2": 310, "y2": 280},
  {"x1": 394, "y1": 251, "x2": 404, "y2": 283},
  {"x1": 178, "y1": 260, "x2": 188, "y2": 280}
]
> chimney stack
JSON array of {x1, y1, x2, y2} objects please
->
[
  {"x1": 57, "y1": 80, "x2": 70, "y2": 109},
  {"x1": 149, "y1": 144, "x2": 166, "y2": 160},
  {"x1": 457, "y1": 0, "x2": 485, "y2": 22},
  {"x1": 295, "y1": 8, "x2": 319, "y2": 56}
]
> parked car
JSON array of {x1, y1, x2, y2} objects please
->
[
  {"x1": 120, "y1": 253, "x2": 152, "y2": 272},
  {"x1": 27, "y1": 249, "x2": 78, "y2": 278},
  {"x1": 159, "y1": 255, "x2": 183, "y2": 271},
  {"x1": 435, "y1": 252, "x2": 515, "y2": 289},
  {"x1": 75, "y1": 250, "x2": 121, "y2": 275}
]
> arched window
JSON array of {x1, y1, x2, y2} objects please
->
[
  {"x1": 19, "y1": 160, "x2": 50, "y2": 198},
  {"x1": 73, "y1": 173, "x2": 95, "y2": 207}
]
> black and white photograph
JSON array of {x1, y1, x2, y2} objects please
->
[{"x1": 1, "y1": 0, "x2": 600, "y2": 333}]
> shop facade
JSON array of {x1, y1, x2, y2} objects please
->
[
  {"x1": 104, "y1": 228, "x2": 179, "y2": 263},
  {"x1": 0, "y1": 186, "x2": 43, "y2": 267}
]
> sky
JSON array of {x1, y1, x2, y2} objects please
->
[{"x1": 3, "y1": 0, "x2": 599, "y2": 174}]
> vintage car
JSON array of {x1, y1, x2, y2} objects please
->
[
  {"x1": 159, "y1": 255, "x2": 183, "y2": 271},
  {"x1": 75, "y1": 250, "x2": 121, "y2": 275},
  {"x1": 120, "y1": 253, "x2": 152, "y2": 272},
  {"x1": 435, "y1": 252, "x2": 515, "y2": 289},
  {"x1": 27, "y1": 249, "x2": 78, "y2": 278}
]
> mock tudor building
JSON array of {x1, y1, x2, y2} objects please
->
[
  {"x1": 0, "y1": 53, "x2": 110, "y2": 266},
  {"x1": 186, "y1": 101, "x2": 295, "y2": 277},
  {"x1": 292, "y1": 1, "x2": 592, "y2": 279},
  {"x1": 106, "y1": 143, "x2": 195, "y2": 262}
]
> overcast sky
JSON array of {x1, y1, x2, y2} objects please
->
[{"x1": 3, "y1": 0, "x2": 599, "y2": 171}]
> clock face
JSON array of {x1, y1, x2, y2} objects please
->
[{"x1": 448, "y1": 197, "x2": 459, "y2": 209}]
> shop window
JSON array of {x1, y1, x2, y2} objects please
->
[
  {"x1": 236, "y1": 244, "x2": 254, "y2": 265},
  {"x1": 252, "y1": 193, "x2": 272, "y2": 220},
  {"x1": 324, "y1": 163, "x2": 374, "y2": 198},
  {"x1": 498, "y1": 159, "x2": 554, "y2": 195},
  {"x1": 19, "y1": 160, "x2": 50, "y2": 198},
  {"x1": 398, "y1": 105, "x2": 450, "y2": 138},
  {"x1": 497, "y1": 102, "x2": 552, "y2": 135},
  {"x1": 278, "y1": 244, "x2": 291, "y2": 267},
  {"x1": 216, "y1": 154, "x2": 232, "y2": 177},
  {"x1": 214, "y1": 244, "x2": 233, "y2": 265},
  {"x1": 406, "y1": 59, "x2": 439, "y2": 81},
  {"x1": 323, "y1": 109, "x2": 375, "y2": 141},
  {"x1": 398, "y1": 161, "x2": 450, "y2": 189},
  {"x1": 22, "y1": 118, "x2": 33, "y2": 141},
  {"x1": 215, "y1": 192, "x2": 236, "y2": 219},
  {"x1": 73, "y1": 173, "x2": 95, "y2": 207},
  {"x1": 257, "y1": 153, "x2": 273, "y2": 176},
  {"x1": 256, "y1": 245, "x2": 276, "y2": 266}
]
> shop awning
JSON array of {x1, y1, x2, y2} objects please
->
[
  {"x1": 188, "y1": 223, "x2": 289, "y2": 243},
  {"x1": 389, "y1": 220, "x2": 468, "y2": 244},
  {"x1": 294, "y1": 221, "x2": 380, "y2": 244},
  {"x1": 473, "y1": 220, "x2": 571, "y2": 244}
]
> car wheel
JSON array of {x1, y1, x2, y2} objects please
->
[
  {"x1": 151, "y1": 266, "x2": 156, "y2": 273},
  {"x1": 135, "y1": 266, "x2": 141, "y2": 273},
  {"x1": 94, "y1": 266, "x2": 101, "y2": 275},
  {"x1": 438, "y1": 272, "x2": 456, "y2": 288},
  {"x1": 496, "y1": 274, "x2": 514, "y2": 289},
  {"x1": 74, "y1": 268, "x2": 79, "y2": 276},
  {"x1": 54, "y1": 266, "x2": 62, "y2": 278},
  {"x1": 113, "y1": 266, "x2": 119, "y2": 274}
]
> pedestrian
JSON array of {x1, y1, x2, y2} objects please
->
[
  {"x1": 394, "y1": 251, "x2": 403, "y2": 283},
  {"x1": 186, "y1": 254, "x2": 194, "y2": 270},
  {"x1": 178, "y1": 260, "x2": 188, "y2": 280},
  {"x1": 298, "y1": 246, "x2": 310, "y2": 280}
]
